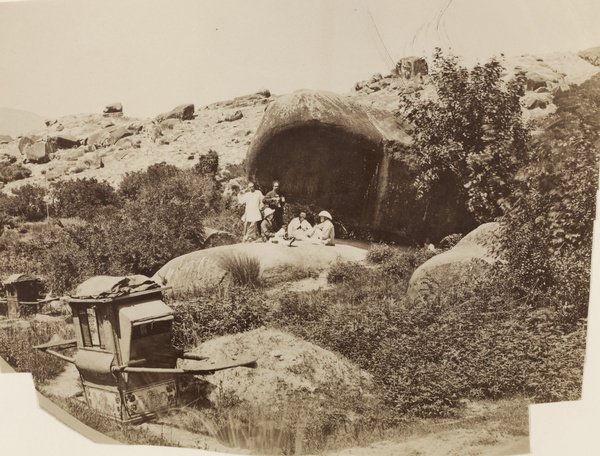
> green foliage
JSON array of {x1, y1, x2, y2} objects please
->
[
  {"x1": 366, "y1": 244, "x2": 435, "y2": 279},
  {"x1": 50, "y1": 178, "x2": 118, "y2": 219},
  {"x1": 0, "y1": 184, "x2": 47, "y2": 221},
  {"x1": 327, "y1": 261, "x2": 370, "y2": 284},
  {"x1": 217, "y1": 250, "x2": 262, "y2": 287},
  {"x1": 400, "y1": 49, "x2": 530, "y2": 221},
  {"x1": 276, "y1": 254, "x2": 586, "y2": 418},
  {"x1": 171, "y1": 287, "x2": 268, "y2": 349},
  {"x1": 117, "y1": 161, "x2": 181, "y2": 200},
  {"x1": 0, "y1": 162, "x2": 31, "y2": 183},
  {"x1": 194, "y1": 149, "x2": 219, "y2": 176},
  {"x1": 0, "y1": 317, "x2": 74, "y2": 384},
  {"x1": 500, "y1": 73, "x2": 600, "y2": 327}
]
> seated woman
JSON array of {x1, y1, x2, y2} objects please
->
[
  {"x1": 310, "y1": 210, "x2": 335, "y2": 246},
  {"x1": 287, "y1": 211, "x2": 313, "y2": 240}
]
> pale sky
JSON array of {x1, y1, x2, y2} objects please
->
[{"x1": 1, "y1": 0, "x2": 599, "y2": 119}]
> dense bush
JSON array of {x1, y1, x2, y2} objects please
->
[
  {"x1": 171, "y1": 287, "x2": 269, "y2": 349},
  {"x1": 50, "y1": 178, "x2": 118, "y2": 219},
  {"x1": 399, "y1": 49, "x2": 530, "y2": 222},
  {"x1": 0, "y1": 162, "x2": 227, "y2": 293},
  {"x1": 277, "y1": 261, "x2": 586, "y2": 418},
  {"x1": 500, "y1": 73, "x2": 600, "y2": 328},
  {"x1": 0, "y1": 184, "x2": 47, "y2": 221},
  {"x1": 194, "y1": 149, "x2": 219, "y2": 176},
  {"x1": 117, "y1": 161, "x2": 181, "y2": 200},
  {"x1": 0, "y1": 162, "x2": 31, "y2": 183},
  {"x1": 0, "y1": 317, "x2": 74, "y2": 384}
]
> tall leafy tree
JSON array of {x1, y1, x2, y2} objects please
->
[{"x1": 399, "y1": 48, "x2": 530, "y2": 221}]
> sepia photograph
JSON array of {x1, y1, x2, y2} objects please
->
[{"x1": 1, "y1": 1, "x2": 600, "y2": 455}]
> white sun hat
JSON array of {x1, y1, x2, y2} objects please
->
[
  {"x1": 263, "y1": 208, "x2": 276, "y2": 217},
  {"x1": 318, "y1": 210, "x2": 332, "y2": 220}
]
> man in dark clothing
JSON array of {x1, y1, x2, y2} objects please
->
[{"x1": 263, "y1": 180, "x2": 286, "y2": 230}]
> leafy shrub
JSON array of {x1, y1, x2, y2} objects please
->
[
  {"x1": 171, "y1": 287, "x2": 268, "y2": 349},
  {"x1": 399, "y1": 48, "x2": 530, "y2": 222},
  {"x1": 50, "y1": 178, "x2": 118, "y2": 219},
  {"x1": 117, "y1": 161, "x2": 181, "y2": 200},
  {"x1": 327, "y1": 261, "x2": 369, "y2": 284},
  {"x1": 0, "y1": 317, "x2": 74, "y2": 384},
  {"x1": 194, "y1": 149, "x2": 219, "y2": 176},
  {"x1": 365, "y1": 243, "x2": 398, "y2": 264},
  {"x1": 278, "y1": 255, "x2": 586, "y2": 418},
  {"x1": 1, "y1": 184, "x2": 47, "y2": 221},
  {"x1": 367, "y1": 245, "x2": 435, "y2": 281},
  {"x1": 0, "y1": 162, "x2": 31, "y2": 183},
  {"x1": 500, "y1": 73, "x2": 600, "y2": 328},
  {"x1": 217, "y1": 250, "x2": 262, "y2": 287}
]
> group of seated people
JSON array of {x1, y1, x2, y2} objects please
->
[
  {"x1": 261, "y1": 209, "x2": 335, "y2": 246},
  {"x1": 236, "y1": 180, "x2": 335, "y2": 246}
]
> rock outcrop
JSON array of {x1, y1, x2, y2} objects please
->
[
  {"x1": 246, "y1": 89, "x2": 475, "y2": 242},
  {"x1": 0, "y1": 135, "x2": 12, "y2": 144},
  {"x1": 104, "y1": 102, "x2": 123, "y2": 114},
  {"x1": 155, "y1": 103, "x2": 195, "y2": 123},
  {"x1": 407, "y1": 222, "x2": 502, "y2": 303},
  {"x1": 24, "y1": 140, "x2": 56, "y2": 163},
  {"x1": 52, "y1": 134, "x2": 80, "y2": 149},
  {"x1": 396, "y1": 56, "x2": 428, "y2": 80},
  {"x1": 86, "y1": 125, "x2": 133, "y2": 147},
  {"x1": 152, "y1": 241, "x2": 366, "y2": 296}
]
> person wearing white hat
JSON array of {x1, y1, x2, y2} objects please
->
[
  {"x1": 260, "y1": 207, "x2": 277, "y2": 242},
  {"x1": 310, "y1": 210, "x2": 335, "y2": 246}
]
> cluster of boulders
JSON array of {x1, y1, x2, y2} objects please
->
[
  {"x1": 3, "y1": 101, "x2": 202, "y2": 180},
  {"x1": 354, "y1": 56, "x2": 428, "y2": 94}
]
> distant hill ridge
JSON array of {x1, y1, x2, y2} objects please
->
[{"x1": 0, "y1": 107, "x2": 45, "y2": 137}]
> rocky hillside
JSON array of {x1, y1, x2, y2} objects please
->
[{"x1": 1, "y1": 49, "x2": 598, "y2": 195}]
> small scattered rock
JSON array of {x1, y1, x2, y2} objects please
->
[
  {"x1": 128, "y1": 122, "x2": 143, "y2": 133},
  {"x1": 56, "y1": 124, "x2": 64, "y2": 132},
  {"x1": 160, "y1": 118, "x2": 180, "y2": 130},
  {"x1": 62, "y1": 148, "x2": 85, "y2": 161},
  {"x1": 221, "y1": 110, "x2": 243, "y2": 123},
  {"x1": 45, "y1": 119, "x2": 58, "y2": 127}
]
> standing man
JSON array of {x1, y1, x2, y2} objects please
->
[
  {"x1": 263, "y1": 180, "x2": 286, "y2": 231},
  {"x1": 236, "y1": 182, "x2": 264, "y2": 242}
]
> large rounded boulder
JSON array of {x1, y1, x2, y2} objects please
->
[
  {"x1": 246, "y1": 89, "x2": 475, "y2": 243},
  {"x1": 246, "y1": 90, "x2": 385, "y2": 226},
  {"x1": 407, "y1": 222, "x2": 502, "y2": 303},
  {"x1": 152, "y1": 241, "x2": 366, "y2": 296}
]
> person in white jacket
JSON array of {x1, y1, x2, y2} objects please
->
[
  {"x1": 236, "y1": 182, "x2": 264, "y2": 242},
  {"x1": 287, "y1": 211, "x2": 313, "y2": 240},
  {"x1": 310, "y1": 210, "x2": 335, "y2": 246}
]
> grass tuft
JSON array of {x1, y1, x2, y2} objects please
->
[{"x1": 217, "y1": 250, "x2": 262, "y2": 288}]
